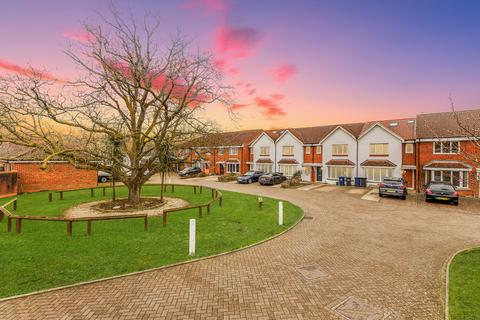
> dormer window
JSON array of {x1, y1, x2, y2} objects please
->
[{"x1": 389, "y1": 122, "x2": 398, "y2": 127}]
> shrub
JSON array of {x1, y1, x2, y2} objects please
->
[{"x1": 217, "y1": 173, "x2": 238, "y2": 182}]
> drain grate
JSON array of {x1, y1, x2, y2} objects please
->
[
  {"x1": 303, "y1": 216, "x2": 314, "y2": 220},
  {"x1": 295, "y1": 265, "x2": 329, "y2": 281},
  {"x1": 333, "y1": 296, "x2": 386, "y2": 320}
]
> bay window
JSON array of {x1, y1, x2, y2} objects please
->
[
  {"x1": 226, "y1": 162, "x2": 240, "y2": 173},
  {"x1": 328, "y1": 166, "x2": 352, "y2": 179},
  {"x1": 279, "y1": 165, "x2": 297, "y2": 177},
  {"x1": 365, "y1": 167, "x2": 392, "y2": 182},
  {"x1": 427, "y1": 170, "x2": 468, "y2": 188},
  {"x1": 256, "y1": 164, "x2": 272, "y2": 173}
]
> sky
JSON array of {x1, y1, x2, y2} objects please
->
[{"x1": 1, "y1": 0, "x2": 480, "y2": 131}]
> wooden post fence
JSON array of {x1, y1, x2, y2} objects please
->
[
  {"x1": 171, "y1": 184, "x2": 174, "y2": 192},
  {"x1": 199, "y1": 186, "x2": 203, "y2": 194},
  {"x1": 16, "y1": 218, "x2": 22, "y2": 233},
  {"x1": 60, "y1": 191, "x2": 64, "y2": 200},
  {"x1": 144, "y1": 216, "x2": 148, "y2": 230},
  {"x1": 67, "y1": 220, "x2": 73, "y2": 237},
  {"x1": 198, "y1": 206, "x2": 203, "y2": 219},
  {"x1": 48, "y1": 193, "x2": 52, "y2": 203},
  {"x1": 87, "y1": 221, "x2": 92, "y2": 236},
  {"x1": 193, "y1": 186, "x2": 197, "y2": 194},
  {"x1": 207, "y1": 204, "x2": 210, "y2": 215},
  {"x1": 90, "y1": 188, "x2": 94, "y2": 197},
  {"x1": 7, "y1": 217, "x2": 12, "y2": 232},
  {"x1": 103, "y1": 187, "x2": 106, "y2": 196},
  {"x1": 13, "y1": 200, "x2": 17, "y2": 211},
  {"x1": 163, "y1": 211, "x2": 168, "y2": 226}
]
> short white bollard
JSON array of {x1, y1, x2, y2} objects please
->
[
  {"x1": 189, "y1": 219, "x2": 196, "y2": 256},
  {"x1": 278, "y1": 201, "x2": 283, "y2": 226}
]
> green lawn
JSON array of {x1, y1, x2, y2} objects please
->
[
  {"x1": 449, "y1": 248, "x2": 480, "y2": 320},
  {"x1": 0, "y1": 185, "x2": 303, "y2": 298}
]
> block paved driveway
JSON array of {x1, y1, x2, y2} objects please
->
[{"x1": 2, "y1": 178, "x2": 480, "y2": 319}]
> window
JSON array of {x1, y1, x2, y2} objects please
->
[
  {"x1": 332, "y1": 144, "x2": 348, "y2": 155},
  {"x1": 303, "y1": 166, "x2": 312, "y2": 176},
  {"x1": 365, "y1": 167, "x2": 393, "y2": 182},
  {"x1": 370, "y1": 143, "x2": 389, "y2": 155},
  {"x1": 205, "y1": 148, "x2": 211, "y2": 155},
  {"x1": 405, "y1": 143, "x2": 414, "y2": 154},
  {"x1": 257, "y1": 164, "x2": 272, "y2": 173},
  {"x1": 316, "y1": 146, "x2": 322, "y2": 154},
  {"x1": 433, "y1": 141, "x2": 459, "y2": 154},
  {"x1": 229, "y1": 147, "x2": 238, "y2": 155},
  {"x1": 260, "y1": 146, "x2": 270, "y2": 156},
  {"x1": 282, "y1": 145, "x2": 294, "y2": 156},
  {"x1": 305, "y1": 146, "x2": 311, "y2": 155},
  {"x1": 427, "y1": 170, "x2": 468, "y2": 188},
  {"x1": 226, "y1": 162, "x2": 240, "y2": 173},
  {"x1": 279, "y1": 165, "x2": 297, "y2": 177},
  {"x1": 328, "y1": 166, "x2": 352, "y2": 179},
  {"x1": 218, "y1": 148, "x2": 223, "y2": 155}
]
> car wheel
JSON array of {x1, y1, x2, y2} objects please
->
[
  {"x1": 425, "y1": 197, "x2": 430, "y2": 203},
  {"x1": 248, "y1": 179, "x2": 252, "y2": 184},
  {"x1": 100, "y1": 177, "x2": 108, "y2": 183},
  {"x1": 452, "y1": 200, "x2": 459, "y2": 206}
]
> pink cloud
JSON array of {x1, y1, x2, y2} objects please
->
[
  {"x1": 181, "y1": 0, "x2": 228, "y2": 15},
  {"x1": 254, "y1": 94, "x2": 287, "y2": 118},
  {"x1": 0, "y1": 59, "x2": 61, "y2": 82},
  {"x1": 215, "y1": 25, "x2": 262, "y2": 59},
  {"x1": 62, "y1": 30, "x2": 93, "y2": 43},
  {"x1": 268, "y1": 63, "x2": 297, "y2": 84},
  {"x1": 231, "y1": 103, "x2": 249, "y2": 111}
]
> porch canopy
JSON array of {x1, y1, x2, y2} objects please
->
[{"x1": 361, "y1": 160, "x2": 396, "y2": 167}]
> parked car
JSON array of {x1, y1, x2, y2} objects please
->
[
  {"x1": 237, "y1": 171, "x2": 264, "y2": 184},
  {"x1": 98, "y1": 171, "x2": 111, "y2": 183},
  {"x1": 258, "y1": 172, "x2": 287, "y2": 185},
  {"x1": 425, "y1": 181, "x2": 459, "y2": 205},
  {"x1": 179, "y1": 167, "x2": 202, "y2": 177},
  {"x1": 378, "y1": 177, "x2": 408, "y2": 200}
]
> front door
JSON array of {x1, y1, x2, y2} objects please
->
[
  {"x1": 219, "y1": 164, "x2": 224, "y2": 175},
  {"x1": 316, "y1": 166, "x2": 322, "y2": 182}
]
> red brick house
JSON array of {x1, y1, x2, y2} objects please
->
[
  {"x1": 0, "y1": 144, "x2": 98, "y2": 195},
  {"x1": 416, "y1": 110, "x2": 480, "y2": 197}
]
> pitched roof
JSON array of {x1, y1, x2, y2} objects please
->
[
  {"x1": 188, "y1": 129, "x2": 263, "y2": 147},
  {"x1": 360, "y1": 118, "x2": 416, "y2": 141},
  {"x1": 416, "y1": 109, "x2": 480, "y2": 139},
  {"x1": 423, "y1": 161, "x2": 471, "y2": 169},
  {"x1": 325, "y1": 159, "x2": 355, "y2": 166},
  {"x1": 360, "y1": 159, "x2": 397, "y2": 167},
  {"x1": 0, "y1": 143, "x2": 51, "y2": 161},
  {"x1": 278, "y1": 159, "x2": 299, "y2": 164}
]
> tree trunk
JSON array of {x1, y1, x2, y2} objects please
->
[
  {"x1": 160, "y1": 171, "x2": 165, "y2": 202},
  {"x1": 127, "y1": 182, "x2": 142, "y2": 205}
]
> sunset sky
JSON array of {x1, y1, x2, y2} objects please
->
[{"x1": 1, "y1": 0, "x2": 479, "y2": 131}]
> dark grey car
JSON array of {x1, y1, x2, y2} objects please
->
[
  {"x1": 379, "y1": 177, "x2": 408, "y2": 200},
  {"x1": 258, "y1": 172, "x2": 287, "y2": 185},
  {"x1": 425, "y1": 181, "x2": 459, "y2": 205},
  {"x1": 237, "y1": 171, "x2": 264, "y2": 184}
]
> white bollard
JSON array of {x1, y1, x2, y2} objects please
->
[
  {"x1": 189, "y1": 219, "x2": 196, "y2": 256},
  {"x1": 278, "y1": 201, "x2": 283, "y2": 226}
]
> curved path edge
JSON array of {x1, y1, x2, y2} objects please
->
[
  {"x1": 444, "y1": 245, "x2": 480, "y2": 320},
  {"x1": 0, "y1": 191, "x2": 304, "y2": 303}
]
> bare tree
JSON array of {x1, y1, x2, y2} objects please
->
[{"x1": 0, "y1": 9, "x2": 230, "y2": 206}]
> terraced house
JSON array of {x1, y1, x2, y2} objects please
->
[{"x1": 185, "y1": 109, "x2": 480, "y2": 196}]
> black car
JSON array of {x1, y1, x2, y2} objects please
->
[
  {"x1": 425, "y1": 181, "x2": 459, "y2": 205},
  {"x1": 258, "y1": 172, "x2": 287, "y2": 185},
  {"x1": 179, "y1": 167, "x2": 202, "y2": 177},
  {"x1": 237, "y1": 171, "x2": 264, "y2": 184},
  {"x1": 379, "y1": 177, "x2": 408, "y2": 200}
]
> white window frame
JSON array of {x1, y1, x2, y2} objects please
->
[
  {"x1": 364, "y1": 167, "x2": 393, "y2": 182},
  {"x1": 260, "y1": 146, "x2": 270, "y2": 156},
  {"x1": 316, "y1": 146, "x2": 322, "y2": 154},
  {"x1": 369, "y1": 143, "x2": 389, "y2": 155},
  {"x1": 405, "y1": 143, "x2": 414, "y2": 154},
  {"x1": 279, "y1": 164, "x2": 297, "y2": 177},
  {"x1": 256, "y1": 164, "x2": 272, "y2": 173},
  {"x1": 229, "y1": 147, "x2": 238, "y2": 156},
  {"x1": 332, "y1": 144, "x2": 348, "y2": 156},
  {"x1": 305, "y1": 146, "x2": 311, "y2": 155},
  {"x1": 218, "y1": 148, "x2": 223, "y2": 155},
  {"x1": 282, "y1": 145, "x2": 294, "y2": 156},
  {"x1": 425, "y1": 169, "x2": 469, "y2": 189},
  {"x1": 433, "y1": 141, "x2": 460, "y2": 154},
  {"x1": 327, "y1": 166, "x2": 353, "y2": 179},
  {"x1": 226, "y1": 162, "x2": 240, "y2": 173}
]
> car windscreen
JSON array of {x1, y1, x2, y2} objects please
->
[
  {"x1": 244, "y1": 171, "x2": 255, "y2": 176},
  {"x1": 383, "y1": 179, "x2": 401, "y2": 184},
  {"x1": 429, "y1": 184, "x2": 454, "y2": 192}
]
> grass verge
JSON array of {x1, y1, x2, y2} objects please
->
[
  {"x1": 448, "y1": 248, "x2": 480, "y2": 320},
  {"x1": 0, "y1": 185, "x2": 302, "y2": 298}
]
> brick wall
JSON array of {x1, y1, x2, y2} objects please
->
[
  {"x1": 402, "y1": 143, "x2": 416, "y2": 165},
  {"x1": 303, "y1": 146, "x2": 322, "y2": 164},
  {"x1": 9, "y1": 162, "x2": 97, "y2": 193},
  {"x1": 0, "y1": 171, "x2": 18, "y2": 198}
]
